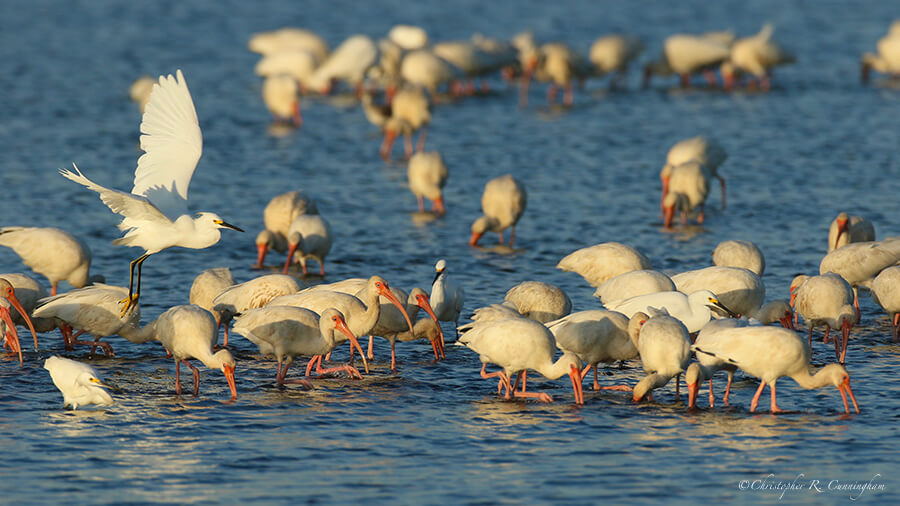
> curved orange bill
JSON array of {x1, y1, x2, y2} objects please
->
[
  {"x1": 0, "y1": 306, "x2": 22, "y2": 366},
  {"x1": 379, "y1": 287, "x2": 414, "y2": 335},
  {"x1": 780, "y1": 311, "x2": 795, "y2": 330},
  {"x1": 7, "y1": 291, "x2": 37, "y2": 350},
  {"x1": 223, "y1": 364, "x2": 237, "y2": 400},
  {"x1": 568, "y1": 364, "x2": 584, "y2": 405},
  {"x1": 468, "y1": 231, "x2": 483, "y2": 247},
  {"x1": 335, "y1": 317, "x2": 368, "y2": 374},
  {"x1": 838, "y1": 378, "x2": 860, "y2": 414},
  {"x1": 833, "y1": 221, "x2": 848, "y2": 250},
  {"x1": 416, "y1": 298, "x2": 444, "y2": 349},
  {"x1": 687, "y1": 381, "x2": 698, "y2": 409},
  {"x1": 283, "y1": 243, "x2": 298, "y2": 274},
  {"x1": 254, "y1": 243, "x2": 268, "y2": 269}
]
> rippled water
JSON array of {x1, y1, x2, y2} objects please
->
[{"x1": 1, "y1": 0, "x2": 899, "y2": 503}]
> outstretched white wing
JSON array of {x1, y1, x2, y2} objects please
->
[
  {"x1": 60, "y1": 164, "x2": 171, "y2": 230},
  {"x1": 132, "y1": 69, "x2": 203, "y2": 219}
]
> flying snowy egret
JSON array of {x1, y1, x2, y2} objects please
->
[
  {"x1": 44, "y1": 355, "x2": 114, "y2": 409},
  {"x1": 59, "y1": 70, "x2": 243, "y2": 317}
]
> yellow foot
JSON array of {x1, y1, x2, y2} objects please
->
[{"x1": 118, "y1": 294, "x2": 139, "y2": 317}]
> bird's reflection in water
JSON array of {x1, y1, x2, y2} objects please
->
[{"x1": 266, "y1": 122, "x2": 297, "y2": 138}]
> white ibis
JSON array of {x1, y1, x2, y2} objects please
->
[
  {"x1": 44, "y1": 356, "x2": 114, "y2": 409},
  {"x1": 721, "y1": 24, "x2": 795, "y2": 91},
  {"x1": 32, "y1": 284, "x2": 157, "y2": 357},
  {"x1": 819, "y1": 238, "x2": 900, "y2": 318},
  {"x1": 458, "y1": 317, "x2": 584, "y2": 404},
  {"x1": 59, "y1": 70, "x2": 244, "y2": 317},
  {"x1": 407, "y1": 151, "x2": 447, "y2": 215},
  {"x1": 631, "y1": 310, "x2": 692, "y2": 402},
  {"x1": 605, "y1": 289, "x2": 737, "y2": 333},
  {"x1": 530, "y1": 42, "x2": 591, "y2": 105},
  {"x1": 589, "y1": 35, "x2": 644, "y2": 89},
  {"x1": 255, "y1": 49, "x2": 320, "y2": 91},
  {"x1": 643, "y1": 34, "x2": 731, "y2": 88},
  {"x1": 861, "y1": 22, "x2": 900, "y2": 83},
  {"x1": 557, "y1": 242, "x2": 652, "y2": 287},
  {"x1": 791, "y1": 273, "x2": 855, "y2": 363},
  {"x1": 660, "y1": 136, "x2": 727, "y2": 210},
  {"x1": 248, "y1": 27, "x2": 329, "y2": 62},
  {"x1": 711, "y1": 240, "x2": 764, "y2": 276},
  {"x1": 233, "y1": 306, "x2": 368, "y2": 386},
  {"x1": 662, "y1": 161, "x2": 710, "y2": 228},
  {"x1": 828, "y1": 213, "x2": 874, "y2": 252},
  {"x1": 189, "y1": 267, "x2": 234, "y2": 334},
  {"x1": 261, "y1": 74, "x2": 301, "y2": 127},
  {"x1": 686, "y1": 318, "x2": 744, "y2": 408},
  {"x1": 469, "y1": 175, "x2": 527, "y2": 247},
  {"x1": 400, "y1": 49, "x2": 462, "y2": 97},
  {"x1": 254, "y1": 190, "x2": 318, "y2": 269},
  {"x1": 0, "y1": 275, "x2": 41, "y2": 353},
  {"x1": 282, "y1": 214, "x2": 332, "y2": 276},
  {"x1": 546, "y1": 310, "x2": 638, "y2": 391},
  {"x1": 306, "y1": 35, "x2": 377, "y2": 95},
  {"x1": 872, "y1": 266, "x2": 900, "y2": 341},
  {"x1": 365, "y1": 287, "x2": 445, "y2": 368},
  {"x1": 0, "y1": 277, "x2": 38, "y2": 365},
  {"x1": 593, "y1": 270, "x2": 675, "y2": 305},
  {"x1": 154, "y1": 305, "x2": 237, "y2": 400},
  {"x1": 388, "y1": 25, "x2": 428, "y2": 50},
  {"x1": 672, "y1": 266, "x2": 765, "y2": 318},
  {"x1": 212, "y1": 274, "x2": 303, "y2": 346},
  {"x1": 431, "y1": 259, "x2": 465, "y2": 338},
  {"x1": 692, "y1": 325, "x2": 859, "y2": 414},
  {"x1": 0, "y1": 227, "x2": 95, "y2": 296},
  {"x1": 504, "y1": 281, "x2": 571, "y2": 323}
]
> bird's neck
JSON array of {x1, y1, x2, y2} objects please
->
[
  {"x1": 358, "y1": 290, "x2": 382, "y2": 331},
  {"x1": 175, "y1": 216, "x2": 221, "y2": 249},
  {"x1": 118, "y1": 321, "x2": 158, "y2": 344},
  {"x1": 536, "y1": 352, "x2": 577, "y2": 381},
  {"x1": 791, "y1": 367, "x2": 834, "y2": 390},
  {"x1": 634, "y1": 372, "x2": 673, "y2": 399}
]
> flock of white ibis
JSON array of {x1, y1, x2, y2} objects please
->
[{"x1": 3, "y1": 20, "x2": 899, "y2": 414}]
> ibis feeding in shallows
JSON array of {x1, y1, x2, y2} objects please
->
[
  {"x1": 59, "y1": 70, "x2": 243, "y2": 317},
  {"x1": 44, "y1": 355, "x2": 114, "y2": 409}
]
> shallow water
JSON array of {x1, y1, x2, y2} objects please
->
[{"x1": 1, "y1": 0, "x2": 899, "y2": 503}]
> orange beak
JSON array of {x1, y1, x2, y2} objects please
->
[
  {"x1": 687, "y1": 381, "x2": 698, "y2": 409},
  {"x1": 380, "y1": 130, "x2": 397, "y2": 160},
  {"x1": 789, "y1": 286, "x2": 797, "y2": 308},
  {"x1": 283, "y1": 242, "x2": 298, "y2": 274},
  {"x1": 568, "y1": 363, "x2": 584, "y2": 405},
  {"x1": 292, "y1": 100, "x2": 302, "y2": 128},
  {"x1": 660, "y1": 175, "x2": 669, "y2": 211},
  {"x1": 780, "y1": 311, "x2": 795, "y2": 330},
  {"x1": 838, "y1": 377, "x2": 860, "y2": 414},
  {"x1": 468, "y1": 231, "x2": 483, "y2": 247},
  {"x1": 378, "y1": 284, "x2": 414, "y2": 335},
  {"x1": 255, "y1": 242, "x2": 268, "y2": 269},
  {"x1": 663, "y1": 205, "x2": 675, "y2": 228},
  {"x1": 0, "y1": 306, "x2": 22, "y2": 366},
  {"x1": 222, "y1": 363, "x2": 237, "y2": 400},
  {"x1": 334, "y1": 316, "x2": 368, "y2": 374},
  {"x1": 432, "y1": 196, "x2": 446, "y2": 216},
  {"x1": 7, "y1": 290, "x2": 37, "y2": 351},
  {"x1": 833, "y1": 219, "x2": 848, "y2": 250},
  {"x1": 416, "y1": 295, "x2": 445, "y2": 355}
]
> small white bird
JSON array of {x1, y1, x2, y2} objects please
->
[
  {"x1": 400, "y1": 49, "x2": 462, "y2": 97},
  {"x1": 660, "y1": 136, "x2": 727, "y2": 210},
  {"x1": 721, "y1": 24, "x2": 795, "y2": 91},
  {"x1": 59, "y1": 70, "x2": 244, "y2": 317},
  {"x1": 589, "y1": 34, "x2": 644, "y2": 89},
  {"x1": 711, "y1": 240, "x2": 765, "y2": 276},
  {"x1": 0, "y1": 227, "x2": 95, "y2": 295},
  {"x1": 671, "y1": 266, "x2": 765, "y2": 318},
  {"x1": 189, "y1": 267, "x2": 235, "y2": 330},
  {"x1": 154, "y1": 305, "x2": 237, "y2": 400},
  {"x1": 872, "y1": 266, "x2": 900, "y2": 341},
  {"x1": 282, "y1": 214, "x2": 332, "y2": 276},
  {"x1": 605, "y1": 289, "x2": 737, "y2": 334},
  {"x1": 430, "y1": 259, "x2": 464, "y2": 339},
  {"x1": 828, "y1": 213, "x2": 875, "y2": 252},
  {"x1": 44, "y1": 356, "x2": 114, "y2": 409},
  {"x1": 248, "y1": 27, "x2": 329, "y2": 62},
  {"x1": 643, "y1": 34, "x2": 731, "y2": 88},
  {"x1": 692, "y1": 326, "x2": 859, "y2": 414},
  {"x1": 254, "y1": 190, "x2": 318, "y2": 268},
  {"x1": 233, "y1": 306, "x2": 367, "y2": 386},
  {"x1": 407, "y1": 151, "x2": 448, "y2": 215},
  {"x1": 631, "y1": 310, "x2": 692, "y2": 402},
  {"x1": 557, "y1": 242, "x2": 652, "y2": 287},
  {"x1": 469, "y1": 175, "x2": 527, "y2": 247},
  {"x1": 365, "y1": 286, "x2": 444, "y2": 369},
  {"x1": 212, "y1": 274, "x2": 303, "y2": 346},
  {"x1": 459, "y1": 317, "x2": 584, "y2": 404},
  {"x1": 545, "y1": 310, "x2": 638, "y2": 391},
  {"x1": 305, "y1": 35, "x2": 377, "y2": 95},
  {"x1": 255, "y1": 49, "x2": 320, "y2": 90},
  {"x1": 819, "y1": 238, "x2": 900, "y2": 318},
  {"x1": 593, "y1": 270, "x2": 675, "y2": 304}
]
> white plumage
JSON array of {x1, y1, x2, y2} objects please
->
[
  {"x1": 631, "y1": 311, "x2": 692, "y2": 402},
  {"x1": 0, "y1": 227, "x2": 95, "y2": 295},
  {"x1": 44, "y1": 356, "x2": 114, "y2": 409},
  {"x1": 828, "y1": 213, "x2": 874, "y2": 252},
  {"x1": 59, "y1": 70, "x2": 243, "y2": 316},
  {"x1": 469, "y1": 175, "x2": 526, "y2": 247},
  {"x1": 546, "y1": 310, "x2": 638, "y2": 391},
  {"x1": 254, "y1": 190, "x2": 318, "y2": 268},
  {"x1": 557, "y1": 242, "x2": 652, "y2": 287},
  {"x1": 791, "y1": 273, "x2": 855, "y2": 363},
  {"x1": 431, "y1": 259, "x2": 465, "y2": 336},
  {"x1": 672, "y1": 266, "x2": 765, "y2": 318},
  {"x1": 871, "y1": 266, "x2": 900, "y2": 341},
  {"x1": 283, "y1": 214, "x2": 332, "y2": 276},
  {"x1": 408, "y1": 151, "x2": 447, "y2": 215},
  {"x1": 212, "y1": 274, "x2": 303, "y2": 346},
  {"x1": 605, "y1": 289, "x2": 736, "y2": 333},
  {"x1": 711, "y1": 240, "x2": 764, "y2": 276},
  {"x1": 593, "y1": 270, "x2": 674, "y2": 305}
]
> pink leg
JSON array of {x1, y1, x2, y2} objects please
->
[
  {"x1": 315, "y1": 358, "x2": 362, "y2": 379},
  {"x1": 71, "y1": 333, "x2": 114, "y2": 357},
  {"x1": 416, "y1": 127, "x2": 428, "y2": 152},
  {"x1": 703, "y1": 70, "x2": 718, "y2": 87},
  {"x1": 840, "y1": 327, "x2": 849, "y2": 365},
  {"x1": 182, "y1": 359, "x2": 200, "y2": 396},
  {"x1": 367, "y1": 335, "x2": 375, "y2": 360},
  {"x1": 708, "y1": 378, "x2": 715, "y2": 408},
  {"x1": 513, "y1": 389, "x2": 553, "y2": 403},
  {"x1": 546, "y1": 84, "x2": 557, "y2": 104},
  {"x1": 697, "y1": 206, "x2": 705, "y2": 226},
  {"x1": 404, "y1": 134, "x2": 413, "y2": 159},
  {"x1": 769, "y1": 381, "x2": 784, "y2": 413},
  {"x1": 497, "y1": 232, "x2": 504, "y2": 244},
  {"x1": 509, "y1": 226, "x2": 516, "y2": 247},
  {"x1": 305, "y1": 355, "x2": 322, "y2": 377},
  {"x1": 563, "y1": 83, "x2": 573, "y2": 105},
  {"x1": 175, "y1": 359, "x2": 183, "y2": 395},
  {"x1": 319, "y1": 262, "x2": 325, "y2": 277},
  {"x1": 750, "y1": 380, "x2": 767, "y2": 413},
  {"x1": 823, "y1": 326, "x2": 832, "y2": 344},
  {"x1": 893, "y1": 313, "x2": 899, "y2": 342},
  {"x1": 481, "y1": 363, "x2": 512, "y2": 399},
  {"x1": 723, "y1": 372, "x2": 733, "y2": 406},
  {"x1": 390, "y1": 340, "x2": 396, "y2": 371},
  {"x1": 223, "y1": 323, "x2": 229, "y2": 347},
  {"x1": 417, "y1": 195, "x2": 425, "y2": 212},
  {"x1": 51, "y1": 283, "x2": 58, "y2": 296}
]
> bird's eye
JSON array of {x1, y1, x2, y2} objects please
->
[
  {"x1": 332, "y1": 316, "x2": 338, "y2": 321},
  {"x1": 5, "y1": 287, "x2": 11, "y2": 296}
]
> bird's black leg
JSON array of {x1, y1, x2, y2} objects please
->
[{"x1": 120, "y1": 253, "x2": 149, "y2": 316}]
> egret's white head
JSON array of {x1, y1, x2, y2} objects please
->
[{"x1": 200, "y1": 213, "x2": 244, "y2": 233}]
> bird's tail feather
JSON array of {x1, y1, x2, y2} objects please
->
[{"x1": 692, "y1": 346, "x2": 739, "y2": 365}]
